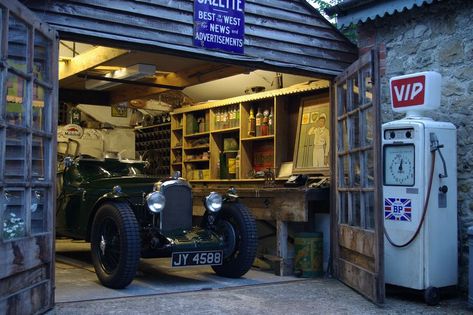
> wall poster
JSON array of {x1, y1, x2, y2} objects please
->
[{"x1": 293, "y1": 95, "x2": 330, "y2": 175}]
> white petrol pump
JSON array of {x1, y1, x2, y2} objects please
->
[{"x1": 382, "y1": 71, "x2": 457, "y2": 305}]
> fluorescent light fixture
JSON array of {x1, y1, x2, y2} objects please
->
[{"x1": 85, "y1": 64, "x2": 156, "y2": 90}]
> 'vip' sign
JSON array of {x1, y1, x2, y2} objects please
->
[
  {"x1": 391, "y1": 75, "x2": 425, "y2": 108},
  {"x1": 389, "y1": 71, "x2": 441, "y2": 113}
]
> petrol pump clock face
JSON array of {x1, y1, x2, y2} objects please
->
[{"x1": 384, "y1": 144, "x2": 415, "y2": 186}]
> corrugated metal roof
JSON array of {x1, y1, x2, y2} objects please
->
[
  {"x1": 174, "y1": 80, "x2": 329, "y2": 113},
  {"x1": 326, "y1": 0, "x2": 438, "y2": 27}
]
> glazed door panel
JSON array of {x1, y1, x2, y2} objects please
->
[
  {"x1": 0, "y1": 0, "x2": 58, "y2": 313},
  {"x1": 332, "y1": 50, "x2": 384, "y2": 304}
]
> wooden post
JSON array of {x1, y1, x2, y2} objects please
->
[{"x1": 276, "y1": 219, "x2": 291, "y2": 276}]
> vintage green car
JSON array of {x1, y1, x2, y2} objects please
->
[{"x1": 56, "y1": 155, "x2": 257, "y2": 289}]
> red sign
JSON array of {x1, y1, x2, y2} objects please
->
[{"x1": 390, "y1": 75, "x2": 426, "y2": 108}]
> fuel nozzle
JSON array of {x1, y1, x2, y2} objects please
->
[
  {"x1": 430, "y1": 132, "x2": 448, "y2": 178},
  {"x1": 430, "y1": 132, "x2": 443, "y2": 152}
]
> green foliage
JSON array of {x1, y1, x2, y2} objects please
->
[{"x1": 307, "y1": 0, "x2": 358, "y2": 45}]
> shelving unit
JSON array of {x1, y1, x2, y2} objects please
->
[
  {"x1": 170, "y1": 113, "x2": 183, "y2": 175},
  {"x1": 170, "y1": 82, "x2": 328, "y2": 181},
  {"x1": 135, "y1": 121, "x2": 171, "y2": 177}
]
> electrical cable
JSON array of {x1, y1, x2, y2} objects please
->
[{"x1": 384, "y1": 150, "x2": 436, "y2": 248}]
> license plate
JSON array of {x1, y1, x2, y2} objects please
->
[{"x1": 171, "y1": 250, "x2": 223, "y2": 267}]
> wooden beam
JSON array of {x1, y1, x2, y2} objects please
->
[
  {"x1": 110, "y1": 64, "x2": 247, "y2": 103},
  {"x1": 59, "y1": 46, "x2": 129, "y2": 80}
]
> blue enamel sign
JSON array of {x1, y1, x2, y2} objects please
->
[{"x1": 194, "y1": 0, "x2": 245, "y2": 54}]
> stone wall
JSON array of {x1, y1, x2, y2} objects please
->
[{"x1": 357, "y1": 0, "x2": 473, "y2": 289}]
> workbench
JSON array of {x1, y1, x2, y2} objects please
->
[{"x1": 191, "y1": 182, "x2": 330, "y2": 276}]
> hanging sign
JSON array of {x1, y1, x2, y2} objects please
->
[{"x1": 194, "y1": 0, "x2": 245, "y2": 54}]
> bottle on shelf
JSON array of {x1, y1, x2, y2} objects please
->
[
  {"x1": 248, "y1": 107, "x2": 256, "y2": 137},
  {"x1": 255, "y1": 106, "x2": 263, "y2": 136},
  {"x1": 215, "y1": 108, "x2": 221, "y2": 129},
  {"x1": 229, "y1": 106, "x2": 235, "y2": 128},
  {"x1": 235, "y1": 105, "x2": 240, "y2": 127},
  {"x1": 223, "y1": 108, "x2": 229, "y2": 129},
  {"x1": 262, "y1": 108, "x2": 269, "y2": 136}
]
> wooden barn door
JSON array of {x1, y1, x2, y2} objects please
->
[
  {"x1": 332, "y1": 50, "x2": 384, "y2": 304},
  {"x1": 0, "y1": 1, "x2": 58, "y2": 313}
]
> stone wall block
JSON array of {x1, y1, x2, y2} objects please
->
[
  {"x1": 442, "y1": 77, "x2": 465, "y2": 96},
  {"x1": 438, "y1": 38, "x2": 464, "y2": 66},
  {"x1": 414, "y1": 24, "x2": 429, "y2": 38}
]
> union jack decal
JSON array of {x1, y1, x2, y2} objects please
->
[{"x1": 384, "y1": 198, "x2": 412, "y2": 221}]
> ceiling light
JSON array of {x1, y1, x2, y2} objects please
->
[{"x1": 85, "y1": 64, "x2": 156, "y2": 90}]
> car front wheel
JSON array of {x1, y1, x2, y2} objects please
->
[
  {"x1": 90, "y1": 201, "x2": 140, "y2": 289},
  {"x1": 212, "y1": 202, "x2": 257, "y2": 278}
]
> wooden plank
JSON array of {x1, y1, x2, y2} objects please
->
[
  {"x1": 0, "y1": 235, "x2": 52, "y2": 279},
  {"x1": 0, "y1": 264, "x2": 48, "y2": 297},
  {"x1": 0, "y1": 280, "x2": 50, "y2": 315},
  {"x1": 59, "y1": 46, "x2": 129, "y2": 80},
  {"x1": 338, "y1": 258, "x2": 376, "y2": 302},
  {"x1": 276, "y1": 219, "x2": 291, "y2": 276},
  {"x1": 338, "y1": 224, "x2": 375, "y2": 259},
  {"x1": 191, "y1": 187, "x2": 308, "y2": 222},
  {"x1": 339, "y1": 246, "x2": 374, "y2": 272}
]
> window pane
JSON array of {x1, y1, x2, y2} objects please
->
[
  {"x1": 2, "y1": 189, "x2": 26, "y2": 240},
  {"x1": 362, "y1": 68, "x2": 373, "y2": 104},
  {"x1": 362, "y1": 107, "x2": 374, "y2": 146},
  {"x1": 31, "y1": 189, "x2": 47, "y2": 234},
  {"x1": 337, "y1": 83, "x2": 347, "y2": 117},
  {"x1": 339, "y1": 192, "x2": 348, "y2": 224},
  {"x1": 8, "y1": 14, "x2": 28, "y2": 73},
  {"x1": 352, "y1": 152, "x2": 361, "y2": 187},
  {"x1": 33, "y1": 84, "x2": 48, "y2": 131},
  {"x1": 352, "y1": 111, "x2": 360, "y2": 148},
  {"x1": 352, "y1": 192, "x2": 361, "y2": 227},
  {"x1": 351, "y1": 75, "x2": 360, "y2": 110},
  {"x1": 34, "y1": 31, "x2": 51, "y2": 82},
  {"x1": 366, "y1": 150, "x2": 375, "y2": 188},
  {"x1": 33, "y1": 136, "x2": 48, "y2": 181},
  {"x1": 6, "y1": 72, "x2": 26, "y2": 126},
  {"x1": 5, "y1": 129, "x2": 26, "y2": 182},
  {"x1": 365, "y1": 191, "x2": 375, "y2": 229}
]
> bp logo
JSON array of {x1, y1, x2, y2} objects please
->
[{"x1": 384, "y1": 198, "x2": 412, "y2": 221}]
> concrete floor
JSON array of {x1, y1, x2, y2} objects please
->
[
  {"x1": 55, "y1": 238, "x2": 304, "y2": 303},
  {"x1": 53, "y1": 239, "x2": 472, "y2": 314}
]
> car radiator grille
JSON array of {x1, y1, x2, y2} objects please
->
[{"x1": 161, "y1": 184, "x2": 192, "y2": 232}]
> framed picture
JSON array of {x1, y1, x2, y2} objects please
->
[
  {"x1": 111, "y1": 102, "x2": 128, "y2": 117},
  {"x1": 293, "y1": 95, "x2": 330, "y2": 175}
]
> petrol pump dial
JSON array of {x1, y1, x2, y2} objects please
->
[{"x1": 384, "y1": 144, "x2": 415, "y2": 186}]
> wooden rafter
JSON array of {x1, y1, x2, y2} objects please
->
[{"x1": 59, "y1": 46, "x2": 129, "y2": 80}]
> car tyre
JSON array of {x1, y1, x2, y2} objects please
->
[
  {"x1": 90, "y1": 202, "x2": 140, "y2": 289},
  {"x1": 212, "y1": 202, "x2": 257, "y2": 278}
]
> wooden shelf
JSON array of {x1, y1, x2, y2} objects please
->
[
  {"x1": 183, "y1": 159, "x2": 210, "y2": 163},
  {"x1": 184, "y1": 145, "x2": 210, "y2": 150},
  {"x1": 211, "y1": 127, "x2": 239, "y2": 134},
  {"x1": 184, "y1": 131, "x2": 210, "y2": 138},
  {"x1": 241, "y1": 135, "x2": 274, "y2": 141}
]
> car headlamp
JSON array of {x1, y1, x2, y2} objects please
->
[
  {"x1": 205, "y1": 192, "x2": 222, "y2": 213},
  {"x1": 146, "y1": 191, "x2": 166, "y2": 214}
]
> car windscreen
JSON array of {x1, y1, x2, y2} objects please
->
[{"x1": 77, "y1": 160, "x2": 147, "y2": 180}]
